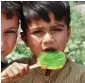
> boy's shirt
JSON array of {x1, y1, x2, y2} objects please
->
[
  {"x1": 1, "y1": 60, "x2": 8, "y2": 69},
  {"x1": 10, "y1": 57, "x2": 85, "y2": 83}
]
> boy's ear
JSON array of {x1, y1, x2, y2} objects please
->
[
  {"x1": 20, "y1": 32, "x2": 27, "y2": 44},
  {"x1": 68, "y1": 26, "x2": 71, "y2": 37}
]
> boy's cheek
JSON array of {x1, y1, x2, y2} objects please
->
[
  {"x1": 3, "y1": 39, "x2": 16, "y2": 58},
  {"x1": 29, "y1": 39, "x2": 41, "y2": 57}
]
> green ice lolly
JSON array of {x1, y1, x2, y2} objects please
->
[{"x1": 37, "y1": 50, "x2": 66, "y2": 70}]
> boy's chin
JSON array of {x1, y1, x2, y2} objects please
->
[
  {"x1": 1, "y1": 57, "x2": 5, "y2": 61},
  {"x1": 1, "y1": 54, "x2": 6, "y2": 60}
]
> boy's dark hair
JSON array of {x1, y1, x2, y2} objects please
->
[
  {"x1": 21, "y1": 1, "x2": 71, "y2": 32},
  {"x1": 1, "y1": 1, "x2": 22, "y2": 19}
]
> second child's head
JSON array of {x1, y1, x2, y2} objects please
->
[
  {"x1": 21, "y1": 1, "x2": 71, "y2": 58},
  {"x1": 1, "y1": 1, "x2": 21, "y2": 60}
]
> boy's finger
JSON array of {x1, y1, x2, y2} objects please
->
[
  {"x1": 1, "y1": 76, "x2": 9, "y2": 83},
  {"x1": 19, "y1": 63, "x2": 29, "y2": 73},
  {"x1": 2, "y1": 62, "x2": 20, "y2": 79},
  {"x1": 6, "y1": 65, "x2": 16, "y2": 80},
  {"x1": 12, "y1": 62, "x2": 27, "y2": 77},
  {"x1": 9, "y1": 64, "x2": 20, "y2": 79},
  {"x1": 19, "y1": 63, "x2": 30, "y2": 77},
  {"x1": 2, "y1": 67, "x2": 14, "y2": 82}
]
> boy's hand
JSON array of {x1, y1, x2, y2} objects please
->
[{"x1": 1, "y1": 62, "x2": 29, "y2": 83}]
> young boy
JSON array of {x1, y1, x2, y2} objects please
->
[
  {"x1": 10, "y1": 1, "x2": 85, "y2": 83},
  {"x1": 1, "y1": 1, "x2": 30, "y2": 83}
]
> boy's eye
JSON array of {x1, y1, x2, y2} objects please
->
[
  {"x1": 5, "y1": 30, "x2": 17, "y2": 34},
  {"x1": 52, "y1": 28, "x2": 63, "y2": 31},
  {"x1": 32, "y1": 30, "x2": 43, "y2": 35}
]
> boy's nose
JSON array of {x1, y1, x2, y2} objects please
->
[
  {"x1": 1, "y1": 36, "x2": 6, "y2": 51},
  {"x1": 42, "y1": 33, "x2": 54, "y2": 45},
  {"x1": 1, "y1": 40, "x2": 4, "y2": 51}
]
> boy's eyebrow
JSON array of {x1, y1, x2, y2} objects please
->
[
  {"x1": 30, "y1": 26, "x2": 44, "y2": 31},
  {"x1": 51, "y1": 23, "x2": 65, "y2": 28},
  {"x1": 7, "y1": 26, "x2": 18, "y2": 30}
]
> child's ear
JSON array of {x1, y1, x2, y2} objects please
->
[
  {"x1": 68, "y1": 26, "x2": 71, "y2": 38},
  {"x1": 20, "y1": 32, "x2": 27, "y2": 44}
]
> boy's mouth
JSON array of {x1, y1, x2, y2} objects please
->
[{"x1": 43, "y1": 48, "x2": 56, "y2": 52}]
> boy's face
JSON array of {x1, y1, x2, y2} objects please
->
[
  {"x1": 22, "y1": 12, "x2": 71, "y2": 58},
  {"x1": 1, "y1": 13, "x2": 19, "y2": 60}
]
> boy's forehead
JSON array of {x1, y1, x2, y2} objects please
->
[
  {"x1": 2, "y1": 13, "x2": 18, "y2": 22},
  {"x1": 2, "y1": 12, "x2": 19, "y2": 20},
  {"x1": 48, "y1": 12, "x2": 56, "y2": 21},
  {"x1": 28, "y1": 12, "x2": 65, "y2": 27},
  {"x1": 1, "y1": 13, "x2": 19, "y2": 29}
]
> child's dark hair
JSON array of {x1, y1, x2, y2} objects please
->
[
  {"x1": 21, "y1": 1, "x2": 71, "y2": 32},
  {"x1": 1, "y1": 1, "x2": 22, "y2": 19}
]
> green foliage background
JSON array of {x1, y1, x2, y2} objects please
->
[
  {"x1": 65, "y1": 2, "x2": 85, "y2": 65},
  {"x1": 5, "y1": 2, "x2": 85, "y2": 66}
]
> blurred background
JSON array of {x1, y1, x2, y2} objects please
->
[{"x1": 5, "y1": 1, "x2": 85, "y2": 66}]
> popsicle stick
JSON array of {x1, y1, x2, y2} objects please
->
[{"x1": 29, "y1": 64, "x2": 40, "y2": 69}]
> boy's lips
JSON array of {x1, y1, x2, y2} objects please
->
[
  {"x1": 1, "y1": 51, "x2": 5, "y2": 56},
  {"x1": 1, "y1": 51, "x2": 4, "y2": 53},
  {"x1": 43, "y1": 48, "x2": 56, "y2": 51}
]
